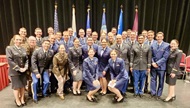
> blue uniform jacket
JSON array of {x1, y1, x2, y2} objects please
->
[
  {"x1": 81, "y1": 44, "x2": 98, "y2": 60},
  {"x1": 151, "y1": 41, "x2": 170, "y2": 70},
  {"x1": 83, "y1": 57, "x2": 99, "y2": 82},
  {"x1": 97, "y1": 46, "x2": 111, "y2": 72},
  {"x1": 79, "y1": 37, "x2": 87, "y2": 46},
  {"x1": 104, "y1": 57, "x2": 128, "y2": 80}
]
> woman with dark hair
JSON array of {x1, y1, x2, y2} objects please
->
[
  {"x1": 52, "y1": 44, "x2": 70, "y2": 100},
  {"x1": 83, "y1": 48, "x2": 100, "y2": 102},
  {"x1": 68, "y1": 38, "x2": 83, "y2": 95},
  {"x1": 163, "y1": 39, "x2": 182, "y2": 102},
  {"x1": 104, "y1": 50, "x2": 128, "y2": 103},
  {"x1": 97, "y1": 38, "x2": 111, "y2": 95},
  {"x1": 6, "y1": 35, "x2": 28, "y2": 107}
]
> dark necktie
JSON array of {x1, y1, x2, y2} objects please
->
[
  {"x1": 149, "y1": 41, "x2": 151, "y2": 45},
  {"x1": 113, "y1": 61, "x2": 115, "y2": 69},
  {"x1": 157, "y1": 44, "x2": 160, "y2": 49},
  {"x1": 101, "y1": 49, "x2": 104, "y2": 57}
]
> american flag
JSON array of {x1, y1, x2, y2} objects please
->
[{"x1": 54, "y1": 4, "x2": 59, "y2": 34}]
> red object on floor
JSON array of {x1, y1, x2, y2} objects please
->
[
  {"x1": 0, "y1": 55, "x2": 7, "y2": 63},
  {"x1": 0, "y1": 63, "x2": 9, "y2": 91}
]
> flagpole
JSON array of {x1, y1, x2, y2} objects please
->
[
  {"x1": 86, "y1": 4, "x2": 90, "y2": 29},
  {"x1": 54, "y1": 1, "x2": 59, "y2": 34},
  {"x1": 117, "y1": 5, "x2": 123, "y2": 35},
  {"x1": 72, "y1": 4, "x2": 77, "y2": 36},
  {"x1": 133, "y1": 5, "x2": 138, "y2": 35}
]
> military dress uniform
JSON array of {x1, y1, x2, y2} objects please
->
[
  {"x1": 104, "y1": 57, "x2": 128, "y2": 91},
  {"x1": 166, "y1": 49, "x2": 182, "y2": 85},
  {"x1": 79, "y1": 37, "x2": 86, "y2": 46},
  {"x1": 130, "y1": 43, "x2": 152, "y2": 95},
  {"x1": 97, "y1": 46, "x2": 111, "y2": 78},
  {"x1": 6, "y1": 45, "x2": 28, "y2": 89},
  {"x1": 111, "y1": 42, "x2": 130, "y2": 94},
  {"x1": 83, "y1": 57, "x2": 100, "y2": 91},
  {"x1": 143, "y1": 39, "x2": 156, "y2": 93},
  {"x1": 31, "y1": 47, "x2": 54, "y2": 101},
  {"x1": 150, "y1": 41, "x2": 170, "y2": 97},
  {"x1": 52, "y1": 52, "x2": 70, "y2": 97},
  {"x1": 68, "y1": 47, "x2": 83, "y2": 81},
  {"x1": 81, "y1": 44, "x2": 98, "y2": 60}
]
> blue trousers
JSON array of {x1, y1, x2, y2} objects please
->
[
  {"x1": 133, "y1": 70, "x2": 146, "y2": 95},
  {"x1": 150, "y1": 69, "x2": 165, "y2": 96},
  {"x1": 121, "y1": 79, "x2": 128, "y2": 94},
  {"x1": 32, "y1": 71, "x2": 49, "y2": 101}
]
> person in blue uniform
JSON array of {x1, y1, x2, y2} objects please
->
[
  {"x1": 82, "y1": 37, "x2": 98, "y2": 60},
  {"x1": 104, "y1": 50, "x2": 128, "y2": 103},
  {"x1": 163, "y1": 39, "x2": 182, "y2": 102},
  {"x1": 63, "y1": 31, "x2": 74, "y2": 53},
  {"x1": 150, "y1": 32, "x2": 170, "y2": 100},
  {"x1": 31, "y1": 40, "x2": 54, "y2": 103},
  {"x1": 78, "y1": 29, "x2": 86, "y2": 46},
  {"x1": 143, "y1": 30, "x2": 156, "y2": 93},
  {"x1": 97, "y1": 38, "x2": 111, "y2": 95},
  {"x1": 83, "y1": 48, "x2": 100, "y2": 102}
]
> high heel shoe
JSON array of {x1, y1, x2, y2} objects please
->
[
  {"x1": 117, "y1": 97, "x2": 124, "y2": 103},
  {"x1": 172, "y1": 95, "x2": 176, "y2": 101},
  {"x1": 14, "y1": 100, "x2": 22, "y2": 107},
  {"x1": 86, "y1": 96, "x2": 94, "y2": 102},
  {"x1": 21, "y1": 102, "x2": 27, "y2": 106},
  {"x1": 76, "y1": 90, "x2": 82, "y2": 95},
  {"x1": 163, "y1": 97, "x2": 173, "y2": 102}
]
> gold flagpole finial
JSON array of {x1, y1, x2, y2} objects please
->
[
  {"x1": 87, "y1": 4, "x2": 90, "y2": 12},
  {"x1": 120, "y1": 5, "x2": 123, "y2": 9},
  {"x1": 72, "y1": 4, "x2": 75, "y2": 8},
  {"x1": 103, "y1": 4, "x2": 106, "y2": 12},
  {"x1": 55, "y1": 1, "x2": 57, "y2": 9},
  {"x1": 135, "y1": 5, "x2": 138, "y2": 12}
]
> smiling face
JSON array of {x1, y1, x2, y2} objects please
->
[
  {"x1": 110, "y1": 50, "x2": 117, "y2": 61},
  {"x1": 116, "y1": 35, "x2": 122, "y2": 44},
  {"x1": 101, "y1": 38, "x2": 107, "y2": 48},
  {"x1": 170, "y1": 40, "x2": 179, "y2": 50},
  {"x1": 59, "y1": 45, "x2": 65, "y2": 53},
  {"x1": 73, "y1": 38, "x2": 80, "y2": 47},
  {"x1": 42, "y1": 40, "x2": 50, "y2": 51},
  {"x1": 138, "y1": 35, "x2": 145, "y2": 44},
  {"x1": 14, "y1": 35, "x2": 22, "y2": 46},
  {"x1": 19, "y1": 28, "x2": 27, "y2": 38},
  {"x1": 156, "y1": 32, "x2": 164, "y2": 43},
  {"x1": 88, "y1": 49, "x2": 95, "y2": 58}
]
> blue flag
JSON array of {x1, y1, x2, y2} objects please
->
[
  {"x1": 54, "y1": 5, "x2": 59, "y2": 34},
  {"x1": 86, "y1": 9, "x2": 90, "y2": 29},
  {"x1": 117, "y1": 9, "x2": 123, "y2": 35},
  {"x1": 101, "y1": 9, "x2": 107, "y2": 33}
]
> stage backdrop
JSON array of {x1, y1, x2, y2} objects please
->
[{"x1": 0, "y1": 0, "x2": 190, "y2": 54}]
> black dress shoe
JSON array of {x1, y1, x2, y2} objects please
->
[
  {"x1": 134, "y1": 94, "x2": 138, "y2": 98},
  {"x1": 156, "y1": 96, "x2": 161, "y2": 100},
  {"x1": 14, "y1": 100, "x2": 22, "y2": 107},
  {"x1": 163, "y1": 97, "x2": 173, "y2": 102},
  {"x1": 33, "y1": 100, "x2": 38, "y2": 104},
  {"x1": 150, "y1": 94, "x2": 156, "y2": 98},
  {"x1": 139, "y1": 94, "x2": 144, "y2": 98}
]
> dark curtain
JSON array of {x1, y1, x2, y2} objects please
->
[{"x1": 0, "y1": 0, "x2": 190, "y2": 54}]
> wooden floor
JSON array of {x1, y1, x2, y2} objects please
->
[{"x1": 0, "y1": 80, "x2": 190, "y2": 108}]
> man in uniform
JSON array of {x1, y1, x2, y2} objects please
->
[
  {"x1": 31, "y1": 39, "x2": 54, "y2": 103},
  {"x1": 130, "y1": 34, "x2": 152, "y2": 98},
  {"x1": 150, "y1": 32, "x2": 170, "y2": 100}
]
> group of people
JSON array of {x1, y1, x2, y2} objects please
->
[{"x1": 6, "y1": 27, "x2": 182, "y2": 107}]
